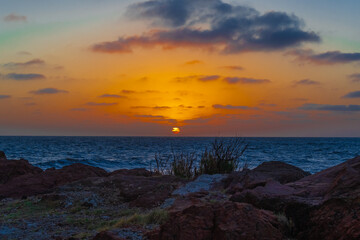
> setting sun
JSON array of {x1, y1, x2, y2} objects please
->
[{"x1": 172, "y1": 127, "x2": 180, "y2": 134}]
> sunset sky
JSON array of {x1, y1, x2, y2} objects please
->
[{"x1": 1, "y1": 0, "x2": 360, "y2": 136}]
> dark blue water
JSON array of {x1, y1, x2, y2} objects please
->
[{"x1": 0, "y1": 137, "x2": 359, "y2": 173}]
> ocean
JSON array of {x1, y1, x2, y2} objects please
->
[{"x1": 0, "y1": 137, "x2": 359, "y2": 173}]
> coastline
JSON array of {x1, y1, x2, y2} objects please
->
[{"x1": 0, "y1": 151, "x2": 359, "y2": 239}]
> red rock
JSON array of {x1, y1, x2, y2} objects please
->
[
  {"x1": 0, "y1": 163, "x2": 107, "y2": 199},
  {"x1": 110, "y1": 168, "x2": 152, "y2": 177},
  {"x1": 288, "y1": 156, "x2": 360, "y2": 200},
  {"x1": 299, "y1": 198, "x2": 360, "y2": 240},
  {"x1": 101, "y1": 174, "x2": 187, "y2": 208},
  {"x1": 0, "y1": 158, "x2": 42, "y2": 184},
  {"x1": 92, "y1": 231, "x2": 125, "y2": 240},
  {"x1": 253, "y1": 161, "x2": 310, "y2": 184},
  {"x1": 148, "y1": 201, "x2": 284, "y2": 240}
]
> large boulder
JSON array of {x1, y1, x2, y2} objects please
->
[
  {"x1": 288, "y1": 156, "x2": 360, "y2": 200},
  {"x1": 148, "y1": 201, "x2": 284, "y2": 240},
  {"x1": 0, "y1": 163, "x2": 107, "y2": 199},
  {"x1": 109, "y1": 168, "x2": 152, "y2": 177},
  {"x1": 298, "y1": 198, "x2": 360, "y2": 240},
  {"x1": 253, "y1": 161, "x2": 310, "y2": 184},
  {"x1": 0, "y1": 158, "x2": 43, "y2": 184}
]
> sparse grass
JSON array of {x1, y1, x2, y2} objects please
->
[
  {"x1": 115, "y1": 208, "x2": 169, "y2": 227},
  {"x1": 276, "y1": 213, "x2": 295, "y2": 237},
  {"x1": 152, "y1": 138, "x2": 248, "y2": 178},
  {"x1": 199, "y1": 138, "x2": 248, "y2": 174},
  {"x1": 0, "y1": 199, "x2": 62, "y2": 221}
]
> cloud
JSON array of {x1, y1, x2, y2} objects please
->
[
  {"x1": 259, "y1": 103, "x2": 277, "y2": 107},
  {"x1": 131, "y1": 105, "x2": 171, "y2": 110},
  {"x1": 3, "y1": 13, "x2": 27, "y2": 22},
  {"x1": 213, "y1": 104, "x2": 259, "y2": 110},
  {"x1": 342, "y1": 91, "x2": 360, "y2": 99},
  {"x1": 134, "y1": 114, "x2": 177, "y2": 124},
  {"x1": 289, "y1": 49, "x2": 360, "y2": 65},
  {"x1": 221, "y1": 66, "x2": 244, "y2": 71},
  {"x1": 17, "y1": 51, "x2": 32, "y2": 56},
  {"x1": 30, "y1": 88, "x2": 68, "y2": 95},
  {"x1": 0, "y1": 95, "x2": 11, "y2": 99},
  {"x1": 294, "y1": 79, "x2": 320, "y2": 86},
  {"x1": 121, "y1": 90, "x2": 137, "y2": 94},
  {"x1": 349, "y1": 74, "x2": 360, "y2": 83},
  {"x1": 99, "y1": 94, "x2": 127, "y2": 98},
  {"x1": 3, "y1": 73, "x2": 46, "y2": 81},
  {"x1": 92, "y1": 0, "x2": 319, "y2": 54},
  {"x1": 299, "y1": 103, "x2": 360, "y2": 112},
  {"x1": 224, "y1": 77, "x2": 271, "y2": 84},
  {"x1": 3, "y1": 59, "x2": 45, "y2": 68},
  {"x1": 86, "y1": 102, "x2": 118, "y2": 106},
  {"x1": 198, "y1": 75, "x2": 220, "y2": 82},
  {"x1": 185, "y1": 60, "x2": 202, "y2": 65},
  {"x1": 70, "y1": 108, "x2": 89, "y2": 112}
]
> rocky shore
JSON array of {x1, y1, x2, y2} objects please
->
[{"x1": 0, "y1": 151, "x2": 359, "y2": 240}]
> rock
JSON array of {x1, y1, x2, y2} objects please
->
[
  {"x1": 0, "y1": 151, "x2": 7, "y2": 161},
  {"x1": 253, "y1": 161, "x2": 311, "y2": 184},
  {"x1": 0, "y1": 163, "x2": 107, "y2": 199},
  {"x1": 0, "y1": 159, "x2": 42, "y2": 184},
  {"x1": 93, "y1": 231, "x2": 124, "y2": 240},
  {"x1": 148, "y1": 201, "x2": 284, "y2": 240},
  {"x1": 101, "y1": 174, "x2": 187, "y2": 208},
  {"x1": 298, "y1": 198, "x2": 360, "y2": 240},
  {"x1": 172, "y1": 174, "x2": 227, "y2": 196},
  {"x1": 110, "y1": 168, "x2": 152, "y2": 177},
  {"x1": 288, "y1": 156, "x2": 360, "y2": 200}
]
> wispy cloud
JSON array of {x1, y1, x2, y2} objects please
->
[
  {"x1": 213, "y1": 104, "x2": 259, "y2": 110},
  {"x1": 131, "y1": 105, "x2": 171, "y2": 110},
  {"x1": 174, "y1": 75, "x2": 270, "y2": 84},
  {"x1": 289, "y1": 49, "x2": 360, "y2": 65},
  {"x1": 221, "y1": 66, "x2": 244, "y2": 71},
  {"x1": 224, "y1": 77, "x2": 271, "y2": 84},
  {"x1": 3, "y1": 59, "x2": 45, "y2": 68},
  {"x1": 299, "y1": 103, "x2": 360, "y2": 112},
  {"x1": 30, "y1": 88, "x2": 68, "y2": 95},
  {"x1": 134, "y1": 114, "x2": 177, "y2": 124},
  {"x1": 86, "y1": 102, "x2": 118, "y2": 106},
  {"x1": 99, "y1": 94, "x2": 127, "y2": 99},
  {"x1": 0, "y1": 95, "x2": 11, "y2": 99},
  {"x1": 3, "y1": 13, "x2": 27, "y2": 22},
  {"x1": 198, "y1": 75, "x2": 220, "y2": 82},
  {"x1": 92, "y1": 0, "x2": 319, "y2": 54},
  {"x1": 70, "y1": 108, "x2": 89, "y2": 112},
  {"x1": 294, "y1": 79, "x2": 320, "y2": 86},
  {"x1": 3, "y1": 73, "x2": 46, "y2": 81},
  {"x1": 184, "y1": 60, "x2": 203, "y2": 65},
  {"x1": 342, "y1": 91, "x2": 360, "y2": 99},
  {"x1": 349, "y1": 73, "x2": 360, "y2": 83}
]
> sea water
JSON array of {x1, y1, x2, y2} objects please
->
[{"x1": 0, "y1": 136, "x2": 359, "y2": 173}]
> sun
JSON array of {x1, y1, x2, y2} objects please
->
[{"x1": 172, "y1": 127, "x2": 180, "y2": 134}]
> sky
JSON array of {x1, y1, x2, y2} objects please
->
[{"x1": 0, "y1": 0, "x2": 360, "y2": 137}]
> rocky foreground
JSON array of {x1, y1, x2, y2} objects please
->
[{"x1": 0, "y1": 151, "x2": 359, "y2": 240}]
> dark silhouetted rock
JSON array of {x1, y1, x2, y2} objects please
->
[
  {"x1": 0, "y1": 163, "x2": 107, "y2": 199},
  {"x1": 148, "y1": 201, "x2": 284, "y2": 240},
  {"x1": 298, "y1": 198, "x2": 360, "y2": 240},
  {"x1": 110, "y1": 168, "x2": 152, "y2": 177},
  {"x1": 0, "y1": 151, "x2": 7, "y2": 161},
  {"x1": 92, "y1": 231, "x2": 124, "y2": 240},
  {"x1": 288, "y1": 156, "x2": 360, "y2": 200},
  {"x1": 0, "y1": 159, "x2": 42, "y2": 184},
  {"x1": 253, "y1": 161, "x2": 311, "y2": 183}
]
